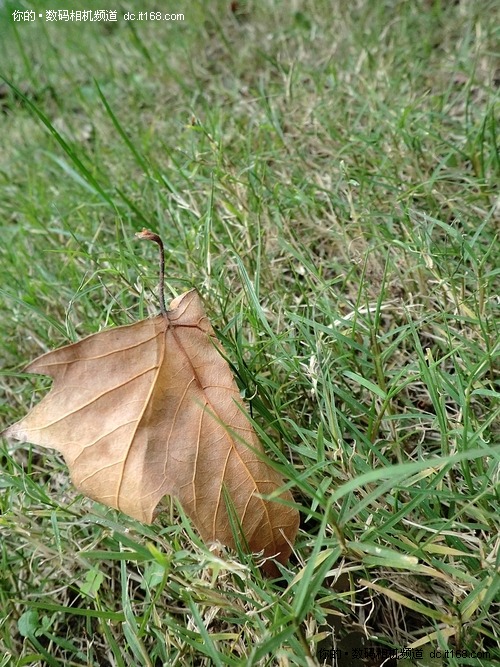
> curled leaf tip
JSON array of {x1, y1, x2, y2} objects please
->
[
  {"x1": 136, "y1": 228, "x2": 160, "y2": 242},
  {"x1": 135, "y1": 229, "x2": 167, "y2": 315}
]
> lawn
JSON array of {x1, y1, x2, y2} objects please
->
[{"x1": 0, "y1": 1, "x2": 499, "y2": 666}]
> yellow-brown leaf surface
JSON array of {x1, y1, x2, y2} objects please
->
[{"x1": 5, "y1": 290, "x2": 298, "y2": 573}]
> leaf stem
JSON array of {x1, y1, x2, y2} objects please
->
[{"x1": 136, "y1": 229, "x2": 167, "y2": 316}]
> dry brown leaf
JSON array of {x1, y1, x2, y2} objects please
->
[{"x1": 5, "y1": 286, "x2": 299, "y2": 575}]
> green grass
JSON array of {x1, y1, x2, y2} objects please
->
[{"x1": 1, "y1": 1, "x2": 499, "y2": 665}]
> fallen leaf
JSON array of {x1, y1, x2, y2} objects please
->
[{"x1": 5, "y1": 278, "x2": 299, "y2": 575}]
